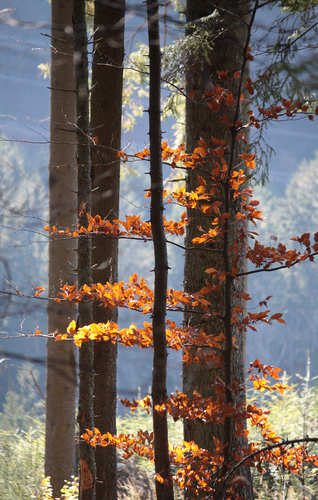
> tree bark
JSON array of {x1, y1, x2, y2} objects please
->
[
  {"x1": 90, "y1": 1, "x2": 125, "y2": 498},
  {"x1": 147, "y1": 2, "x2": 174, "y2": 499},
  {"x1": 183, "y1": 1, "x2": 253, "y2": 498},
  {"x1": 45, "y1": 1, "x2": 77, "y2": 496},
  {"x1": 73, "y1": 1, "x2": 95, "y2": 499}
]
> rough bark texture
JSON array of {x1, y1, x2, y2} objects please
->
[
  {"x1": 45, "y1": 1, "x2": 77, "y2": 496},
  {"x1": 73, "y1": 1, "x2": 95, "y2": 499},
  {"x1": 183, "y1": 1, "x2": 253, "y2": 498},
  {"x1": 147, "y1": 2, "x2": 174, "y2": 499},
  {"x1": 90, "y1": 1, "x2": 124, "y2": 498}
]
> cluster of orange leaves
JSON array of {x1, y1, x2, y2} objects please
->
[
  {"x1": 247, "y1": 359, "x2": 290, "y2": 397},
  {"x1": 45, "y1": 126, "x2": 318, "y2": 489},
  {"x1": 245, "y1": 234, "x2": 318, "y2": 269},
  {"x1": 81, "y1": 358, "x2": 318, "y2": 489},
  {"x1": 58, "y1": 318, "x2": 226, "y2": 358},
  {"x1": 44, "y1": 212, "x2": 189, "y2": 241},
  {"x1": 82, "y1": 375, "x2": 318, "y2": 492},
  {"x1": 243, "y1": 67, "x2": 318, "y2": 127},
  {"x1": 56, "y1": 273, "x2": 215, "y2": 316},
  {"x1": 44, "y1": 69, "x2": 318, "y2": 495},
  {"x1": 186, "y1": 64, "x2": 317, "y2": 132},
  {"x1": 82, "y1": 427, "x2": 227, "y2": 492}
]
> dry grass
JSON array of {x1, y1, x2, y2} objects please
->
[
  {"x1": 118, "y1": 456, "x2": 155, "y2": 500},
  {"x1": 117, "y1": 455, "x2": 184, "y2": 500}
]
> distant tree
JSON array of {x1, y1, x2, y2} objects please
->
[{"x1": 0, "y1": 140, "x2": 47, "y2": 322}]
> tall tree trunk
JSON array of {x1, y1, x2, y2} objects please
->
[
  {"x1": 147, "y1": 2, "x2": 174, "y2": 499},
  {"x1": 45, "y1": 1, "x2": 77, "y2": 496},
  {"x1": 73, "y1": 1, "x2": 95, "y2": 499},
  {"x1": 182, "y1": 1, "x2": 253, "y2": 498},
  {"x1": 90, "y1": 1, "x2": 125, "y2": 498}
]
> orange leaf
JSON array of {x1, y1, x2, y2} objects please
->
[
  {"x1": 270, "y1": 313, "x2": 283, "y2": 321},
  {"x1": 193, "y1": 147, "x2": 207, "y2": 156},
  {"x1": 205, "y1": 268, "x2": 217, "y2": 274},
  {"x1": 197, "y1": 175, "x2": 206, "y2": 187},
  {"x1": 197, "y1": 139, "x2": 207, "y2": 148},
  {"x1": 240, "y1": 293, "x2": 251, "y2": 301},
  {"x1": 217, "y1": 70, "x2": 228, "y2": 81}
]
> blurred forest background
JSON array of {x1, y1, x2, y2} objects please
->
[{"x1": 0, "y1": 0, "x2": 318, "y2": 433}]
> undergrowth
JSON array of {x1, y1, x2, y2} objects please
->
[
  {"x1": 247, "y1": 361, "x2": 318, "y2": 499},
  {"x1": 0, "y1": 368, "x2": 317, "y2": 500}
]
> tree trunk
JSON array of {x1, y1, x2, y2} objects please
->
[
  {"x1": 90, "y1": 1, "x2": 125, "y2": 498},
  {"x1": 73, "y1": 1, "x2": 95, "y2": 498},
  {"x1": 183, "y1": 1, "x2": 253, "y2": 498},
  {"x1": 45, "y1": 1, "x2": 77, "y2": 496},
  {"x1": 147, "y1": 2, "x2": 174, "y2": 499}
]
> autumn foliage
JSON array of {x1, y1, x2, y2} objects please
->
[{"x1": 39, "y1": 60, "x2": 318, "y2": 499}]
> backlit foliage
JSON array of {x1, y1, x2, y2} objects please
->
[
  {"x1": 42, "y1": 62, "x2": 318, "y2": 498},
  {"x1": 40, "y1": 475, "x2": 78, "y2": 500}
]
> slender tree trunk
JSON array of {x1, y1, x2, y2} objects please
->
[
  {"x1": 73, "y1": 1, "x2": 95, "y2": 499},
  {"x1": 90, "y1": 1, "x2": 125, "y2": 498},
  {"x1": 147, "y1": 2, "x2": 174, "y2": 499},
  {"x1": 183, "y1": 1, "x2": 253, "y2": 498},
  {"x1": 45, "y1": 1, "x2": 77, "y2": 495}
]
